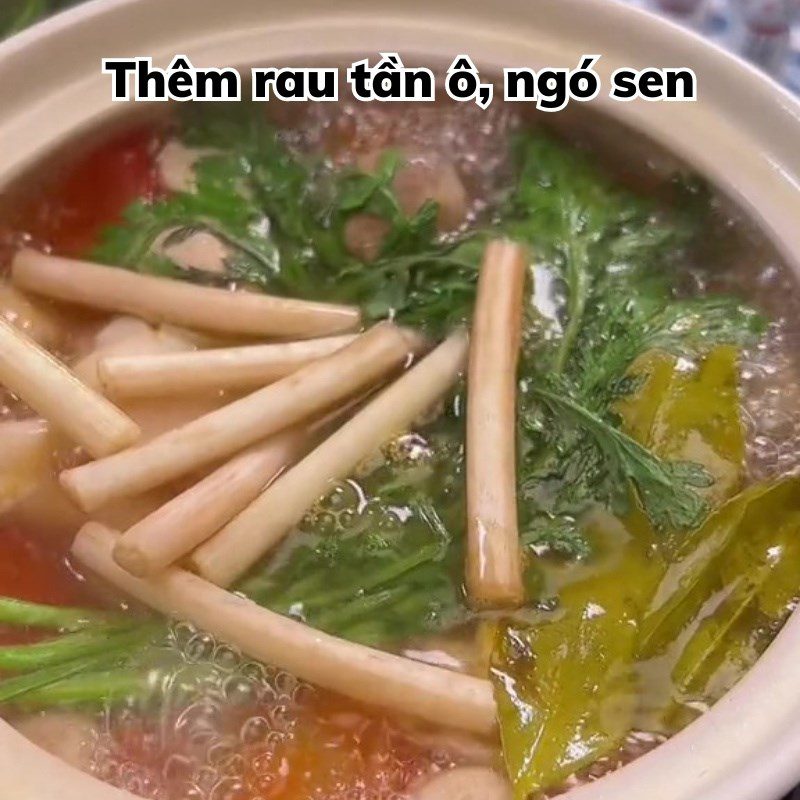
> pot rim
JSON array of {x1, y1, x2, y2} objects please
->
[{"x1": 1, "y1": 2, "x2": 800, "y2": 799}]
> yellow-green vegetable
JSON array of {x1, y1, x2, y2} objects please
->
[
  {"x1": 618, "y1": 346, "x2": 745, "y2": 555},
  {"x1": 616, "y1": 349, "x2": 676, "y2": 446},
  {"x1": 491, "y1": 543, "x2": 661, "y2": 799},
  {"x1": 640, "y1": 478, "x2": 800, "y2": 660},
  {"x1": 672, "y1": 569, "x2": 769, "y2": 694},
  {"x1": 649, "y1": 345, "x2": 744, "y2": 508},
  {"x1": 493, "y1": 345, "x2": 756, "y2": 797},
  {"x1": 722, "y1": 503, "x2": 800, "y2": 622},
  {"x1": 671, "y1": 485, "x2": 800, "y2": 695}
]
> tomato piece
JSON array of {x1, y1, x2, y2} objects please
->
[
  {"x1": 0, "y1": 527, "x2": 84, "y2": 606},
  {"x1": 19, "y1": 125, "x2": 163, "y2": 257},
  {"x1": 99, "y1": 688, "x2": 445, "y2": 799},
  {"x1": 0, "y1": 526, "x2": 88, "y2": 644},
  {"x1": 257, "y1": 693, "x2": 440, "y2": 799}
]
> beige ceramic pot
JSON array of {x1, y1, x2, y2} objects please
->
[{"x1": 2, "y1": 1, "x2": 800, "y2": 798}]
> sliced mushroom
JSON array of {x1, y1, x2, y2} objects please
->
[
  {"x1": 156, "y1": 228, "x2": 230, "y2": 275},
  {"x1": 413, "y1": 766, "x2": 512, "y2": 800},
  {"x1": 343, "y1": 213, "x2": 391, "y2": 263},
  {"x1": 0, "y1": 418, "x2": 53, "y2": 515},
  {"x1": 72, "y1": 316, "x2": 225, "y2": 440}
]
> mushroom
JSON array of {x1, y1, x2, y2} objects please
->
[
  {"x1": 0, "y1": 284, "x2": 66, "y2": 350},
  {"x1": 343, "y1": 213, "x2": 391, "y2": 263},
  {"x1": 391, "y1": 151, "x2": 468, "y2": 232},
  {"x1": 344, "y1": 148, "x2": 469, "y2": 262}
]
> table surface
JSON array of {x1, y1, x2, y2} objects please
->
[{"x1": 629, "y1": 0, "x2": 800, "y2": 91}]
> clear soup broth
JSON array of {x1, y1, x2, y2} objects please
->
[{"x1": 1, "y1": 95, "x2": 799, "y2": 800}]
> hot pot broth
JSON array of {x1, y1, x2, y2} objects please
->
[{"x1": 0, "y1": 97, "x2": 799, "y2": 800}]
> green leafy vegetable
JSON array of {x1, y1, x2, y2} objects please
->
[
  {"x1": 94, "y1": 109, "x2": 481, "y2": 333},
  {"x1": 0, "y1": 625, "x2": 158, "y2": 673},
  {"x1": 483, "y1": 142, "x2": 765, "y2": 795},
  {"x1": 529, "y1": 385, "x2": 712, "y2": 532},
  {"x1": 93, "y1": 151, "x2": 282, "y2": 285},
  {"x1": 90, "y1": 118, "x2": 774, "y2": 784},
  {"x1": 92, "y1": 112, "x2": 766, "y2": 633},
  {"x1": 0, "y1": 600, "x2": 231, "y2": 710},
  {"x1": 0, "y1": 652, "x2": 129, "y2": 706},
  {"x1": 510, "y1": 138, "x2": 761, "y2": 556},
  {"x1": 0, "y1": 598, "x2": 166, "y2": 708},
  {"x1": 239, "y1": 416, "x2": 473, "y2": 646},
  {"x1": 437, "y1": 156, "x2": 744, "y2": 561},
  {"x1": 5, "y1": 669, "x2": 149, "y2": 708},
  {"x1": 618, "y1": 345, "x2": 747, "y2": 557},
  {"x1": 521, "y1": 517, "x2": 592, "y2": 560},
  {"x1": 0, "y1": 596, "x2": 113, "y2": 631},
  {"x1": 671, "y1": 570, "x2": 769, "y2": 695}
]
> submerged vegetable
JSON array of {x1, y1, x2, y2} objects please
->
[
  {"x1": 92, "y1": 110, "x2": 763, "y2": 561},
  {"x1": 664, "y1": 477, "x2": 800, "y2": 697},
  {"x1": 491, "y1": 541, "x2": 661, "y2": 799},
  {"x1": 93, "y1": 112, "x2": 479, "y2": 332},
  {"x1": 646, "y1": 346, "x2": 744, "y2": 504},
  {"x1": 489, "y1": 279, "x2": 760, "y2": 792},
  {"x1": 0, "y1": 596, "x2": 166, "y2": 708},
  {"x1": 509, "y1": 138, "x2": 762, "y2": 558},
  {"x1": 241, "y1": 413, "x2": 471, "y2": 646},
  {"x1": 637, "y1": 479, "x2": 800, "y2": 658},
  {"x1": 618, "y1": 346, "x2": 746, "y2": 551},
  {"x1": 1, "y1": 0, "x2": 79, "y2": 38}
]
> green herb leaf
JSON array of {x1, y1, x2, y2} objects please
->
[{"x1": 531, "y1": 386, "x2": 712, "y2": 532}]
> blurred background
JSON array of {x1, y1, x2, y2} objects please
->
[
  {"x1": 2, "y1": 0, "x2": 800, "y2": 92},
  {"x1": 631, "y1": 0, "x2": 800, "y2": 90},
  {"x1": 0, "y1": 0, "x2": 75, "y2": 37},
  {"x1": 3, "y1": 0, "x2": 800, "y2": 91},
  {"x1": 2, "y1": 0, "x2": 800, "y2": 798}
]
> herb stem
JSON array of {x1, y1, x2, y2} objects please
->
[
  {"x1": 14, "y1": 670, "x2": 146, "y2": 708},
  {"x1": 314, "y1": 585, "x2": 412, "y2": 632},
  {"x1": 5, "y1": 0, "x2": 47, "y2": 35},
  {"x1": 241, "y1": 562, "x2": 333, "y2": 607},
  {"x1": 553, "y1": 218, "x2": 590, "y2": 375},
  {"x1": 302, "y1": 542, "x2": 441, "y2": 610},
  {"x1": 0, "y1": 652, "x2": 122, "y2": 705},
  {"x1": 0, "y1": 625, "x2": 159, "y2": 673},
  {"x1": 0, "y1": 597, "x2": 119, "y2": 631}
]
